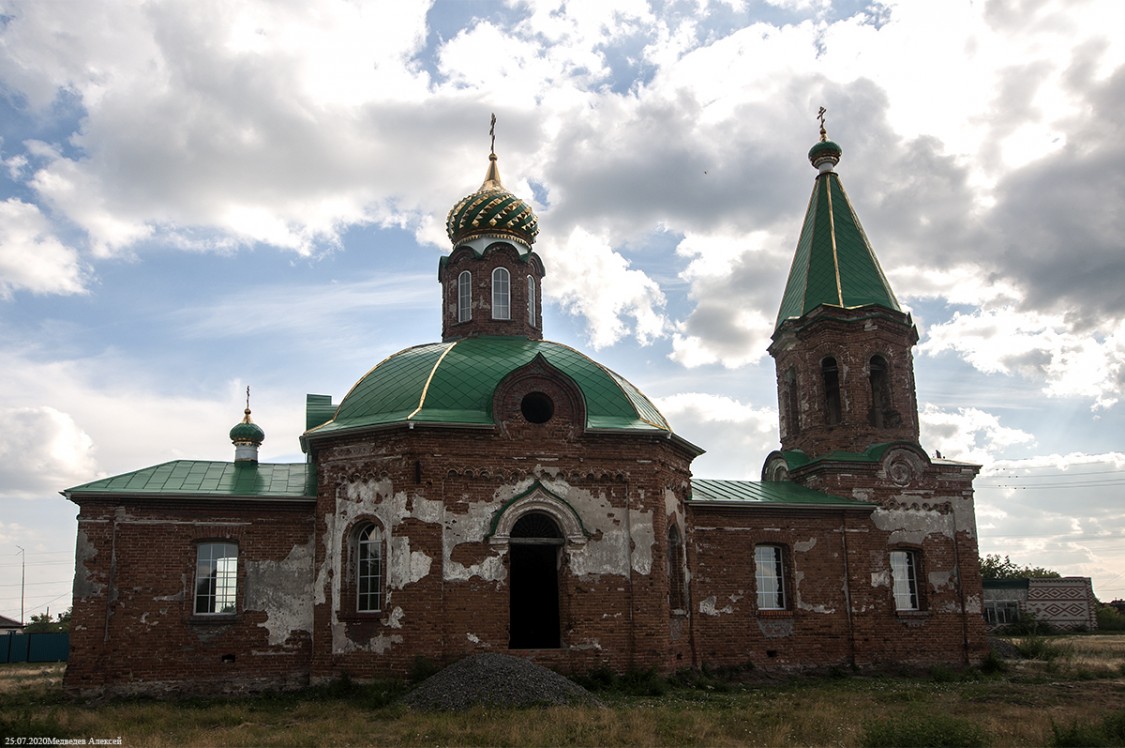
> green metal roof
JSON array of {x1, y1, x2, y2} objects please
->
[
  {"x1": 690, "y1": 478, "x2": 871, "y2": 508},
  {"x1": 308, "y1": 336, "x2": 671, "y2": 438},
  {"x1": 774, "y1": 168, "x2": 900, "y2": 331},
  {"x1": 64, "y1": 461, "x2": 315, "y2": 499}
]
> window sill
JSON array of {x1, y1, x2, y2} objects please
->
[
  {"x1": 895, "y1": 609, "x2": 930, "y2": 619},
  {"x1": 335, "y1": 611, "x2": 385, "y2": 623},
  {"x1": 756, "y1": 609, "x2": 793, "y2": 618},
  {"x1": 189, "y1": 614, "x2": 238, "y2": 625}
]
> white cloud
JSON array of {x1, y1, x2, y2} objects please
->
[
  {"x1": 544, "y1": 226, "x2": 668, "y2": 348},
  {"x1": 0, "y1": 406, "x2": 97, "y2": 498},
  {"x1": 657, "y1": 392, "x2": 778, "y2": 479},
  {"x1": 0, "y1": 198, "x2": 86, "y2": 298},
  {"x1": 922, "y1": 309, "x2": 1125, "y2": 409},
  {"x1": 918, "y1": 404, "x2": 1036, "y2": 466}
]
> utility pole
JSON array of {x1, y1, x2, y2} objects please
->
[{"x1": 16, "y1": 546, "x2": 25, "y2": 625}]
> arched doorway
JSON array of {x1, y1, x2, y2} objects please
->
[{"x1": 508, "y1": 511, "x2": 563, "y2": 649}]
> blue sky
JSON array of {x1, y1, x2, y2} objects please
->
[{"x1": 1, "y1": 0, "x2": 1124, "y2": 623}]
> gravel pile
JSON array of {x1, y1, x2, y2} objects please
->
[
  {"x1": 401, "y1": 653, "x2": 603, "y2": 711},
  {"x1": 988, "y1": 636, "x2": 1023, "y2": 659}
]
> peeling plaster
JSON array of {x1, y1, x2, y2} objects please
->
[
  {"x1": 444, "y1": 497, "x2": 507, "y2": 582},
  {"x1": 327, "y1": 478, "x2": 442, "y2": 654},
  {"x1": 795, "y1": 571, "x2": 834, "y2": 613},
  {"x1": 871, "y1": 570, "x2": 891, "y2": 589},
  {"x1": 72, "y1": 528, "x2": 103, "y2": 600},
  {"x1": 699, "y1": 595, "x2": 736, "y2": 616},
  {"x1": 928, "y1": 570, "x2": 954, "y2": 592},
  {"x1": 794, "y1": 538, "x2": 817, "y2": 553},
  {"x1": 387, "y1": 606, "x2": 405, "y2": 629},
  {"x1": 467, "y1": 632, "x2": 480, "y2": 644},
  {"x1": 872, "y1": 505, "x2": 952, "y2": 545},
  {"x1": 629, "y1": 507, "x2": 654, "y2": 575},
  {"x1": 245, "y1": 542, "x2": 315, "y2": 647},
  {"x1": 388, "y1": 537, "x2": 432, "y2": 589}
]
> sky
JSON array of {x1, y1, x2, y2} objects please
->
[{"x1": 1, "y1": 0, "x2": 1123, "y2": 624}]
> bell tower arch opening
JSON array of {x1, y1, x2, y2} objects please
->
[{"x1": 508, "y1": 511, "x2": 563, "y2": 649}]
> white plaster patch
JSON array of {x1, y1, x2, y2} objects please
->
[
  {"x1": 871, "y1": 570, "x2": 892, "y2": 589},
  {"x1": 387, "y1": 606, "x2": 405, "y2": 629},
  {"x1": 443, "y1": 494, "x2": 509, "y2": 582},
  {"x1": 871, "y1": 505, "x2": 953, "y2": 544},
  {"x1": 629, "y1": 507, "x2": 654, "y2": 575},
  {"x1": 245, "y1": 541, "x2": 315, "y2": 647},
  {"x1": 467, "y1": 632, "x2": 480, "y2": 644},
  {"x1": 964, "y1": 594, "x2": 982, "y2": 614},
  {"x1": 794, "y1": 538, "x2": 817, "y2": 553},
  {"x1": 699, "y1": 595, "x2": 734, "y2": 616},
  {"x1": 388, "y1": 537, "x2": 432, "y2": 589},
  {"x1": 928, "y1": 570, "x2": 954, "y2": 591}
]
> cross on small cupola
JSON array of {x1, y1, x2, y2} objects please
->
[{"x1": 230, "y1": 386, "x2": 265, "y2": 463}]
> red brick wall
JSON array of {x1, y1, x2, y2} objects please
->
[
  {"x1": 65, "y1": 498, "x2": 315, "y2": 696},
  {"x1": 770, "y1": 306, "x2": 920, "y2": 456}
]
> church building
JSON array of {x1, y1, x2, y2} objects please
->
[{"x1": 62, "y1": 122, "x2": 988, "y2": 696}]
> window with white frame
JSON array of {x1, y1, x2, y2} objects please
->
[
  {"x1": 890, "y1": 549, "x2": 920, "y2": 611},
  {"x1": 984, "y1": 600, "x2": 1020, "y2": 626},
  {"x1": 754, "y1": 544, "x2": 786, "y2": 610},
  {"x1": 527, "y1": 275, "x2": 536, "y2": 326},
  {"x1": 457, "y1": 271, "x2": 472, "y2": 322},
  {"x1": 195, "y1": 542, "x2": 238, "y2": 615},
  {"x1": 492, "y1": 267, "x2": 510, "y2": 320},
  {"x1": 357, "y1": 524, "x2": 383, "y2": 613}
]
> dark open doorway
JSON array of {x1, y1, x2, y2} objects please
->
[{"x1": 509, "y1": 512, "x2": 563, "y2": 649}]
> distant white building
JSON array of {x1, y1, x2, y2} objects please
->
[{"x1": 983, "y1": 578, "x2": 1098, "y2": 631}]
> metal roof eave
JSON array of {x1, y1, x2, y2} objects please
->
[
  {"x1": 61, "y1": 490, "x2": 316, "y2": 504},
  {"x1": 687, "y1": 498, "x2": 875, "y2": 512}
]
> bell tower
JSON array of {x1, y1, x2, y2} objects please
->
[{"x1": 767, "y1": 114, "x2": 920, "y2": 460}]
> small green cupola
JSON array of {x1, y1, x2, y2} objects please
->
[
  {"x1": 230, "y1": 387, "x2": 264, "y2": 463},
  {"x1": 774, "y1": 114, "x2": 900, "y2": 332}
]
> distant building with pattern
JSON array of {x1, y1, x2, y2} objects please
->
[
  {"x1": 62, "y1": 123, "x2": 988, "y2": 696},
  {"x1": 983, "y1": 577, "x2": 1098, "y2": 631}
]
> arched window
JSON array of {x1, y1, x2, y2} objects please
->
[
  {"x1": 869, "y1": 355, "x2": 891, "y2": 428},
  {"x1": 784, "y1": 367, "x2": 799, "y2": 437},
  {"x1": 667, "y1": 525, "x2": 686, "y2": 611},
  {"x1": 822, "y1": 357, "x2": 842, "y2": 425},
  {"x1": 357, "y1": 524, "x2": 383, "y2": 613},
  {"x1": 457, "y1": 271, "x2": 472, "y2": 323},
  {"x1": 527, "y1": 275, "x2": 536, "y2": 327},
  {"x1": 492, "y1": 267, "x2": 510, "y2": 320}
]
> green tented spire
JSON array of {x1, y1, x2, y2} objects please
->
[{"x1": 774, "y1": 128, "x2": 900, "y2": 331}]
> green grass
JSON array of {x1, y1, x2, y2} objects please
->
[{"x1": 5, "y1": 634, "x2": 1125, "y2": 746}]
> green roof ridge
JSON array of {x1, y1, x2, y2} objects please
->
[{"x1": 775, "y1": 171, "x2": 900, "y2": 331}]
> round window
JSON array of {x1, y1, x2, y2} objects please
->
[{"x1": 520, "y1": 391, "x2": 554, "y2": 424}]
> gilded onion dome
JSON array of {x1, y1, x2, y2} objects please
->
[
  {"x1": 446, "y1": 150, "x2": 539, "y2": 248},
  {"x1": 230, "y1": 408, "x2": 265, "y2": 444}
]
